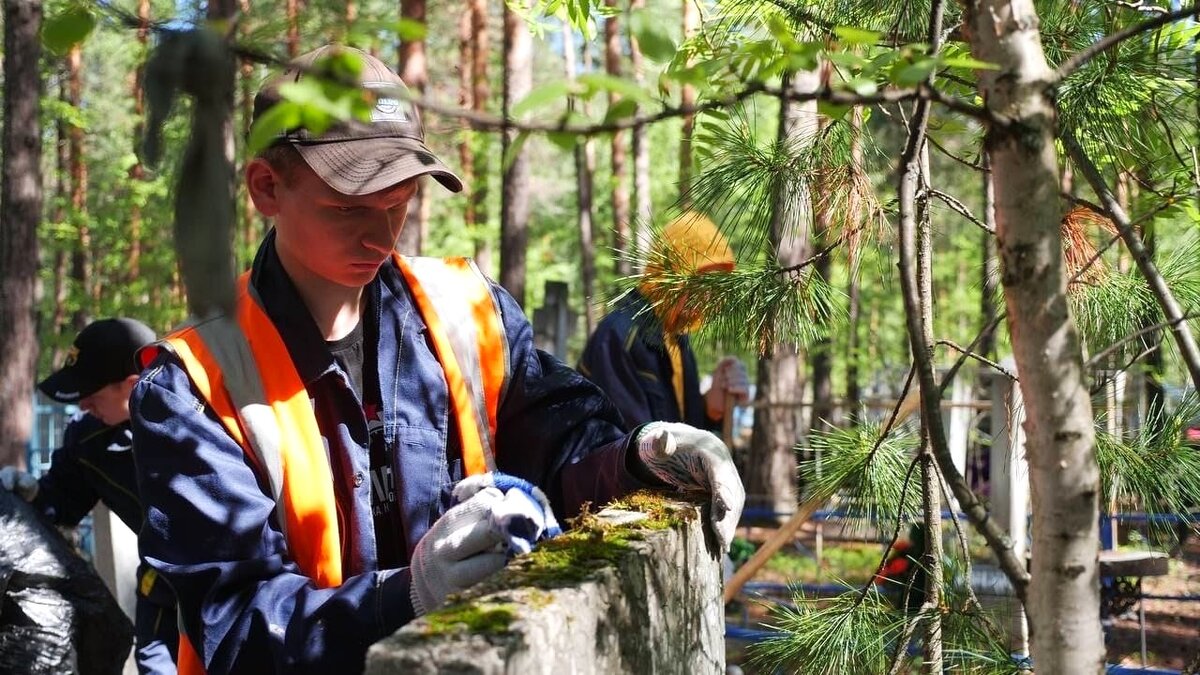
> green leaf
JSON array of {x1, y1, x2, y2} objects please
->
[
  {"x1": 631, "y1": 11, "x2": 677, "y2": 63},
  {"x1": 938, "y1": 55, "x2": 999, "y2": 71},
  {"x1": 576, "y1": 73, "x2": 656, "y2": 104},
  {"x1": 547, "y1": 130, "x2": 578, "y2": 151},
  {"x1": 394, "y1": 18, "x2": 428, "y2": 42},
  {"x1": 247, "y1": 102, "x2": 303, "y2": 155},
  {"x1": 890, "y1": 58, "x2": 938, "y2": 86},
  {"x1": 845, "y1": 76, "x2": 878, "y2": 97},
  {"x1": 43, "y1": 6, "x2": 96, "y2": 54},
  {"x1": 502, "y1": 131, "x2": 531, "y2": 172},
  {"x1": 603, "y1": 97, "x2": 640, "y2": 124},
  {"x1": 512, "y1": 80, "x2": 574, "y2": 117},
  {"x1": 818, "y1": 101, "x2": 851, "y2": 121},
  {"x1": 833, "y1": 26, "x2": 881, "y2": 46}
]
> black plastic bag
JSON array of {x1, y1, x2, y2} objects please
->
[{"x1": 0, "y1": 490, "x2": 133, "y2": 674}]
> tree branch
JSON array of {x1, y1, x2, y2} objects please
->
[
  {"x1": 936, "y1": 339, "x2": 1016, "y2": 380},
  {"x1": 928, "y1": 188, "x2": 994, "y2": 234},
  {"x1": 1051, "y1": 4, "x2": 1198, "y2": 83},
  {"x1": 1063, "y1": 130, "x2": 1200, "y2": 391}
]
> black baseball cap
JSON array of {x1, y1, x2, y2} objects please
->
[
  {"x1": 253, "y1": 44, "x2": 463, "y2": 196},
  {"x1": 37, "y1": 318, "x2": 157, "y2": 403}
]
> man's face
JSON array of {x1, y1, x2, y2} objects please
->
[
  {"x1": 80, "y1": 376, "x2": 137, "y2": 426},
  {"x1": 250, "y1": 157, "x2": 419, "y2": 291}
]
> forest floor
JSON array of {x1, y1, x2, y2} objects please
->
[{"x1": 725, "y1": 521, "x2": 1200, "y2": 673}]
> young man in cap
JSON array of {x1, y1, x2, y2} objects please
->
[
  {"x1": 0, "y1": 318, "x2": 178, "y2": 674},
  {"x1": 578, "y1": 211, "x2": 751, "y2": 432},
  {"x1": 129, "y1": 45, "x2": 744, "y2": 674}
]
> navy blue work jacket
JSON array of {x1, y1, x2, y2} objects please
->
[
  {"x1": 130, "y1": 232, "x2": 649, "y2": 674},
  {"x1": 33, "y1": 414, "x2": 143, "y2": 531},
  {"x1": 578, "y1": 291, "x2": 718, "y2": 431}
]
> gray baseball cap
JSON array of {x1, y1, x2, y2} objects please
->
[{"x1": 254, "y1": 44, "x2": 463, "y2": 195}]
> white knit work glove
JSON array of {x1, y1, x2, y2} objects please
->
[
  {"x1": 704, "y1": 357, "x2": 750, "y2": 420},
  {"x1": 409, "y1": 486, "x2": 509, "y2": 616},
  {"x1": 635, "y1": 422, "x2": 745, "y2": 554},
  {"x1": 0, "y1": 467, "x2": 39, "y2": 502}
]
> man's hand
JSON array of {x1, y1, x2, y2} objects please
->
[
  {"x1": 409, "y1": 487, "x2": 509, "y2": 615},
  {"x1": 704, "y1": 356, "x2": 750, "y2": 420},
  {"x1": 635, "y1": 422, "x2": 745, "y2": 553},
  {"x1": 0, "y1": 467, "x2": 38, "y2": 502}
]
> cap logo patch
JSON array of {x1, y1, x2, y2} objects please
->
[
  {"x1": 372, "y1": 97, "x2": 408, "y2": 123},
  {"x1": 63, "y1": 346, "x2": 79, "y2": 368}
]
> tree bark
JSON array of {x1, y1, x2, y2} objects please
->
[
  {"x1": 67, "y1": 44, "x2": 91, "y2": 330},
  {"x1": 629, "y1": 0, "x2": 652, "y2": 264},
  {"x1": 679, "y1": 0, "x2": 699, "y2": 202},
  {"x1": 471, "y1": 0, "x2": 491, "y2": 275},
  {"x1": 49, "y1": 70, "x2": 70, "y2": 366},
  {"x1": 563, "y1": 22, "x2": 597, "y2": 335},
  {"x1": 286, "y1": 0, "x2": 299, "y2": 57},
  {"x1": 0, "y1": 0, "x2": 43, "y2": 469},
  {"x1": 745, "y1": 70, "x2": 818, "y2": 514},
  {"x1": 397, "y1": 0, "x2": 428, "y2": 256},
  {"x1": 966, "y1": 2, "x2": 1102, "y2": 670},
  {"x1": 500, "y1": 4, "x2": 531, "y2": 305},
  {"x1": 458, "y1": 2, "x2": 475, "y2": 236},
  {"x1": 604, "y1": 2, "x2": 631, "y2": 276},
  {"x1": 980, "y1": 154, "x2": 999, "y2": 361},
  {"x1": 127, "y1": 0, "x2": 150, "y2": 281}
]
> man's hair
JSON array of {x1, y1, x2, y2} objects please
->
[{"x1": 259, "y1": 143, "x2": 307, "y2": 184}]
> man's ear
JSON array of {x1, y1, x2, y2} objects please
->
[{"x1": 246, "y1": 157, "x2": 283, "y2": 217}]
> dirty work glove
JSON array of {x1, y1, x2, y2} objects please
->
[
  {"x1": 704, "y1": 357, "x2": 750, "y2": 420},
  {"x1": 0, "y1": 467, "x2": 39, "y2": 502},
  {"x1": 409, "y1": 487, "x2": 509, "y2": 616},
  {"x1": 635, "y1": 422, "x2": 745, "y2": 554},
  {"x1": 451, "y1": 472, "x2": 562, "y2": 557}
]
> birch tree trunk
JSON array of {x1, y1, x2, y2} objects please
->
[
  {"x1": 500, "y1": 4, "x2": 531, "y2": 305},
  {"x1": 745, "y1": 70, "x2": 818, "y2": 515},
  {"x1": 0, "y1": 0, "x2": 43, "y2": 469},
  {"x1": 965, "y1": 2, "x2": 1102, "y2": 670},
  {"x1": 397, "y1": 0, "x2": 427, "y2": 256}
]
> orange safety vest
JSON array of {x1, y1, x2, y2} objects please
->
[{"x1": 146, "y1": 255, "x2": 509, "y2": 675}]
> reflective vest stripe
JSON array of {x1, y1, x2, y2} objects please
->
[
  {"x1": 155, "y1": 259, "x2": 507, "y2": 674},
  {"x1": 395, "y1": 254, "x2": 507, "y2": 474}
]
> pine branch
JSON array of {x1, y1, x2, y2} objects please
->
[
  {"x1": 928, "y1": 188, "x2": 993, "y2": 234},
  {"x1": 1051, "y1": 3, "x2": 1199, "y2": 83},
  {"x1": 1063, "y1": 130, "x2": 1200, "y2": 391}
]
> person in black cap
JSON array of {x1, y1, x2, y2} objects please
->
[
  {"x1": 0, "y1": 318, "x2": 178, "y2": 675},
  {"x1": 128, "y1": 44, "x2": 744, "y2": 673}
]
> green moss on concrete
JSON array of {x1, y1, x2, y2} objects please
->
[{"x1": 421, "y1": 604, "x2": 517, "y2": 636}]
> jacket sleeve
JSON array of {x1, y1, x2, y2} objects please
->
[
  {"x1": 31, "y1": 418, "x2": 102, "y2": 527},
  {"x1": 577, "y1": 320, "x2": 658, "y2": 430},
  {"x1": 131, "y1": 356, "x2": 414, "y2": 674},
  {"x1": 489, "y1": 285, "x2": 658, "y2": 518}
]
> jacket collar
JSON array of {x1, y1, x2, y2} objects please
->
[{"x1": 249, "y1": 229, "x2": 397, "y2": 386}]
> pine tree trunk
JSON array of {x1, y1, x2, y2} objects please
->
[
  {"x1": 605, "y1": 2, "x2": 631, "y2": 276},
  {"x1": 980, "y1": 154, "x2": 999, "y2": 361},
  {"x1": 810, "y1": 146, "x2": 834, "y2": 432},
  {"x1": 745, "y1": 70, "x2": 818, "y2": 514},
  {"x1": 286, "y1": 0, "x2": 299, "y2": 58},
  {"x1": 500, "y1": 4, "x2": 530, "y2": 305},
  {"x1": 563, "y1": 22, "x2": 597, "y2": 335},
  {"x1": 471, "y1": 0, "x2": 491, "y2": 275},
  {"x1": 127, "y1": 0, "x2": 150, "y2": 281},
  {"x1": 965, "y1": 2, "x2": 1102, "y2": 670},
  {"x1": 678, "y1": 0, "x2": 698, "y2": 202},
  {"x1": 50, "y1": 71, "x2": 70, "y2": 365},
  {"x1": 397, "y1": 0, "x2": 427, "y2": 256},
  {"x1": 458, "y1": 3, "x2": 475, "y2": 235},
  {"x1": 67, "y1": 44, "x2": 91, "y2": 330},
  {"x1": 0, "y1": 0, "x2": 43, "y2": 469},
  {"x1": 629, "y1": 0, "x2": 652, "y2": 264}
]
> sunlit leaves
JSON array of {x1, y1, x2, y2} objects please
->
[
  {"x1": 246, "y1": 52, "x2": 373, "y2": 155},
  {"x1": 43, "y1": 5, "x2": 97, "y2": 54}
]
